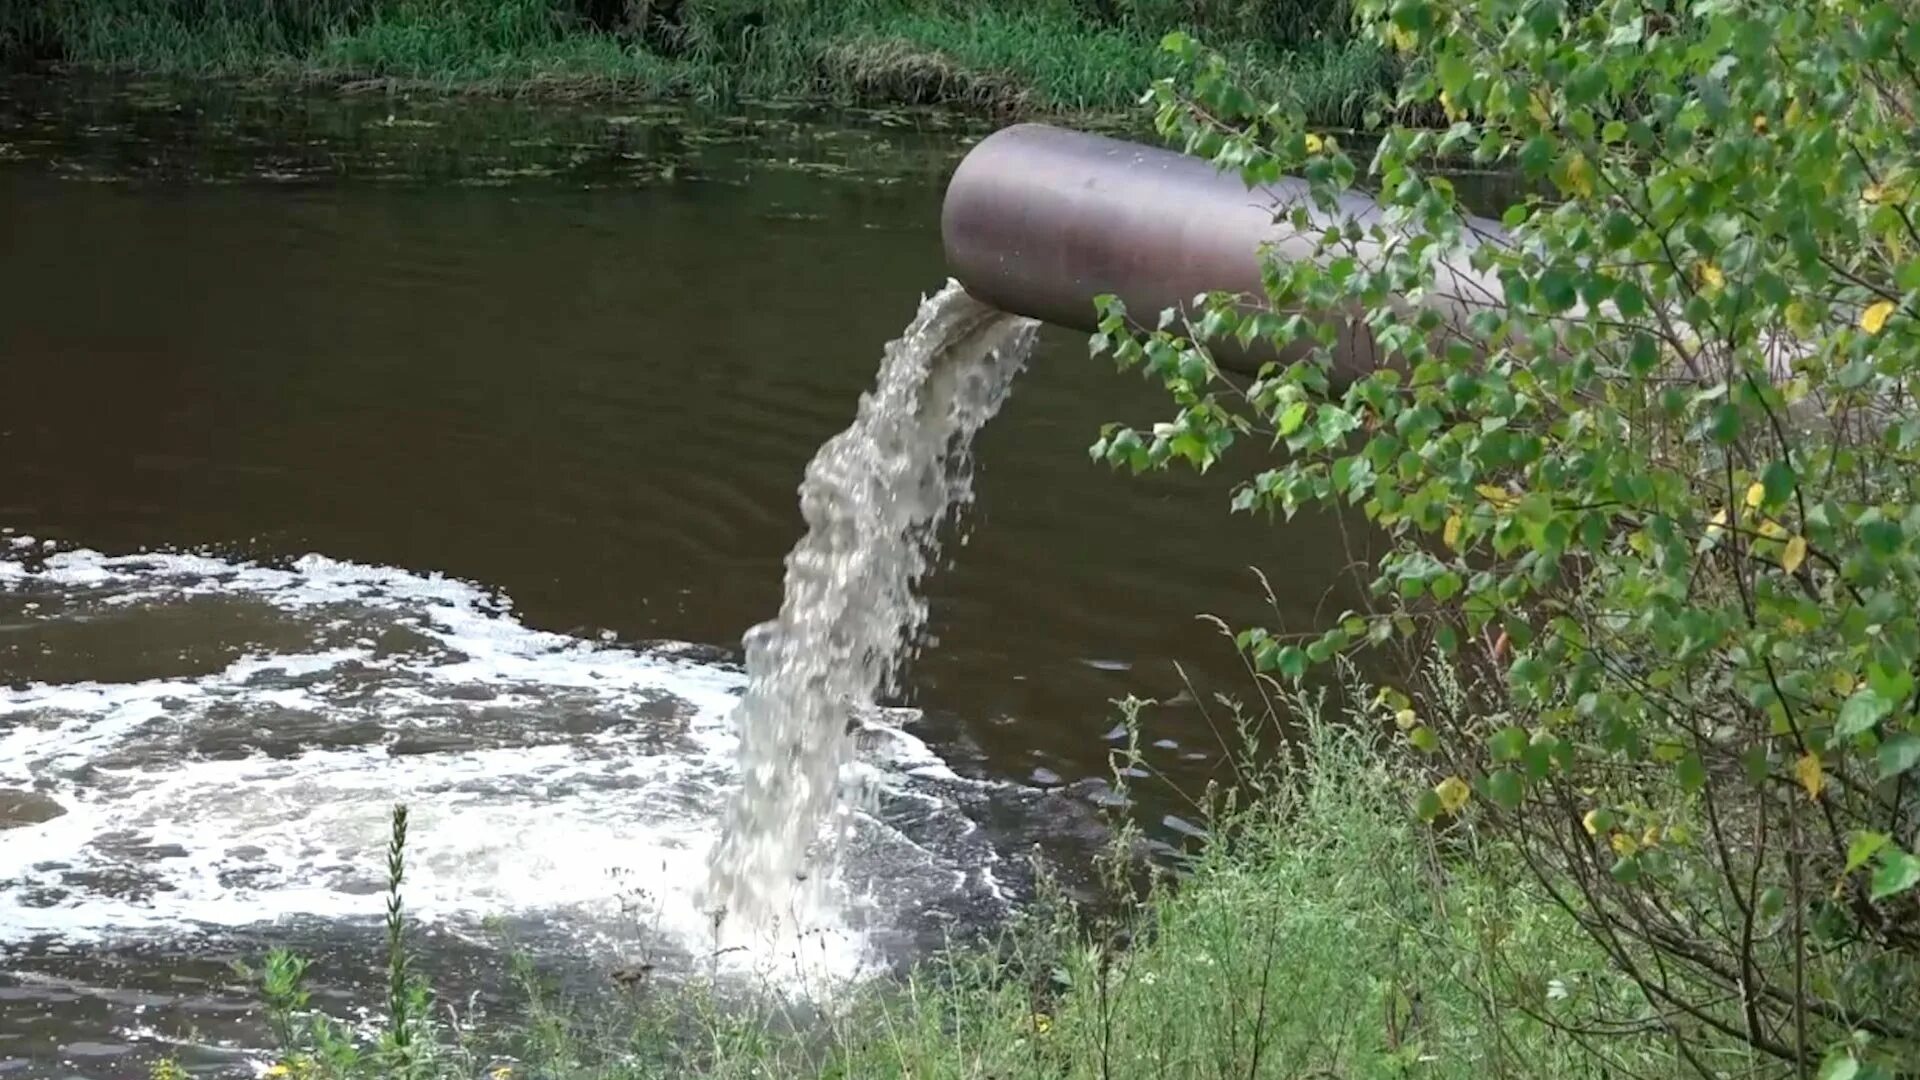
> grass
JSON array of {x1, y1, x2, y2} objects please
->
[
  {"x1": 2, "y1": 0, "x2": 1395, "y2": 124},
  {"x1": 184, "y1": 675, "x2": 1696, "y2": 1080}
]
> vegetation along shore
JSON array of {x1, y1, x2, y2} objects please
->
[{"x1": 0, "y1": 0, "x2": 1392, "y2": 125}]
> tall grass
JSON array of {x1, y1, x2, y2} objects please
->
[
  {"x1": 2, "y1": 0, "x2": 1393, "y2": 122},
  {"x1": 196, "y1": 677, "x2": 1693, "y2": 1080}
]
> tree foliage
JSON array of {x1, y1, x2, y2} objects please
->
[{"x1": 1095, "y1": 0, "x2": 1920, "y2": 1071}]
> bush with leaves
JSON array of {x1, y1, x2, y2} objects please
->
[{"x1": 1092, "y1": 0, "x2": 1920, "y2": 1073}]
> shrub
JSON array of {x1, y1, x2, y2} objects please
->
[{"x1": 1094, "y1": 0, "x2": 1920, "y2": 1072}]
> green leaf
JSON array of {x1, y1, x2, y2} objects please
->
[
  {"x1": 1870, "y1": 848, "x2": 1920, "y2": 900},
  {"x1": 1837, "y1": 688, "x2": 1895, "y2": 737},
  {"x1": 1710, "y1": 402, "x2": 1742, "y2": 445},
  {"x1": 1485, "y1": 768, "x2": 1526, "y2": 809},
  {"x1": 1414, "y1": 789, "x2": 1443, "y2": 822},
  {"x1": 1861, "y1": 518, "x2": 1904, "y2": 555},
  {"x1": 1409, "y1": 725, "x2": 1439, "y2": 752},
  {"x1": 1627, "y1": 333, "x2": 1660, "y2": 374},
  {"x1": 1846, "y1": 831, "x2": 1890, "y2": 873},
  {"x1": 1276, "y1": 401, "x2": 1309, "y2": 436},
  {"x1": 1878, "y1": 733, "x2": 1920, "y2": 779},
  {"x1": 1676, "y1": 752, "x2": 1707, "y2": 792},
  {"x1": 1761, "y1": 460, "x2": 1795, "y2": 507},
  {"x1": 1276, "y1": 646, "x2": 1308, "y2": 680},
  {"x1": 1613, "y1": 280, "x2": 1646, "y2": 317},
  {"x1": 1817, "y1": 1050, "x2": 1859, "y2": 1080},
  {"x1": 1488, "y1": 726, "x2": 1529, "y2": 761},
  {"x1": 1537, "y1": 269, "x2": 1578, "y2": 312},
  {"x1": 1523, "y1": 732, "x2": 1556, "y2": 779}
]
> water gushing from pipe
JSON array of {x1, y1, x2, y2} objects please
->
[{"x1": 704, "y1": 281, "x2": 1037, "y2": 936}]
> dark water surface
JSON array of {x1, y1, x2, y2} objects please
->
[{"x1": 0, "y1": 77, "x2": 1386, "y2": 1075}]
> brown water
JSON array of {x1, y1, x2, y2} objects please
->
[{"x1": 0, "y1": 76, "x2": 1407, "y2": 1076}]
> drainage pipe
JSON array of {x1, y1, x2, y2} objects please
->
[{"x1": 940, "y1": 123, "x2": 1509, "y2": 379}]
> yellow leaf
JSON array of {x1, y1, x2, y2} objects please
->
[
  {"x1": 1751, "y1": 113, "x2": 1769, "y2": 133},
  {"x1": 1444, "y1": 514, "x2": 1463, "y2": 550},
  {"x1": 1641, "y1": 824, "x2": 1663, "y2": 847},
  {"x1": 1435, "y1": 776, "x2": 1471, "y2": 813},
  {"x1": 1394, "y1": 708, "x2": 1418, "y2": 730},
  {"x1": 1563, "y1": 152, "x2": 1595, "y2": 198},
  {"x1": 1785, "y1": 99, "x2": 1803, "y2": 127},
  {"x1": 1582, "y1": 809, "x2": 1605, "y2": 836},
  {"x1": 1864, "y1": 183, "x2": 1885, "y2": 205},
  {"x1": 1304, "y1": 132, "x2": 1325, "y2": 154},
  {"x1": 1796, "y1": 752, "x2": 1824, "y2": 800},
  {"x1": 1785, "y1": 301, "x2": 1818, "y2": 339},
  {"x1": 1439, "y1": 89, "x2": 1462, "y2": 121},
  {"x1": 1862, "y1": 299, "x2": 1896, "y2": 335},
  {"x1": 1697, "y1": 263, "x2": 1726, "y2": 291},
  {"x1": 1475, "y1": 483, "x2": 1513, "y2": 505},
  {"x1": 1705, "y1": 507, "x2": 1728, "y2": 543},
  {"x1": 1782, "y1": 534, "x2": 1808, "y2": 574},
  {"x1": 1759, "y1": 519, "x2": 1787, "y2": 540},
  {"x1": 1528, "y1": 90, "x2": 1552, "y2": 125},
  {"x1": 1386, "y1": 24, "x2": 1414, "y2": 52},
  {"x1": 1611, "y1": 831, "x2": 1639, "y2": 856},
  {"x1": 1745, "y1": 482, "x2": 1765, "y2": 509}
]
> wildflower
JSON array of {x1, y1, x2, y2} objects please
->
[{"x1": 1303, "y1": 133, "x2": 1325, "y2": 155}]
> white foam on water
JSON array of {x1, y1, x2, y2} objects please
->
[{"x1": 0, "y1": 542, "x2": 1012, "y2": 987}]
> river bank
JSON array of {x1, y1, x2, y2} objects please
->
[
  {"x1": 209, "y1": 711, "x2": 1675, "y2": 1080},
  {"x1": 0, "y1": 0, "x2": 1390, "y2": 125}
]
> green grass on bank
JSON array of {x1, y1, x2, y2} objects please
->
[
  {"x1": 196, "y1": 683, "x2": 1695, "y2": 1080},
  {"x1": 0, "y1": 0, "x2": 1392, "y2": 125}
]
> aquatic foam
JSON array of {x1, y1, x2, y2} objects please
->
[{"x1": 0, "y1": 542, "x2": 1012, "y2": 986}]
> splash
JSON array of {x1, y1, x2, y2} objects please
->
[
  {"x1": 0, "y1": 542, "x2": 1030, "y2": 988},
  {"x1": 704, "y1": 281, "x2": 1037, "y2": 936}
]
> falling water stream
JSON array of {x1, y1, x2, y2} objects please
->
[{"x1": 706, "y1": 282, "x2": 1039, "y2": 937}]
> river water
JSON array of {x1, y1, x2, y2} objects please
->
[{"x1": 0, "y1": 76, "x2": 1392, "y2": 1076}]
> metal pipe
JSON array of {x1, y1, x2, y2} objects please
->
[{"x1": 940, "y1": 123, "x2": 1506, "y2": 379}]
